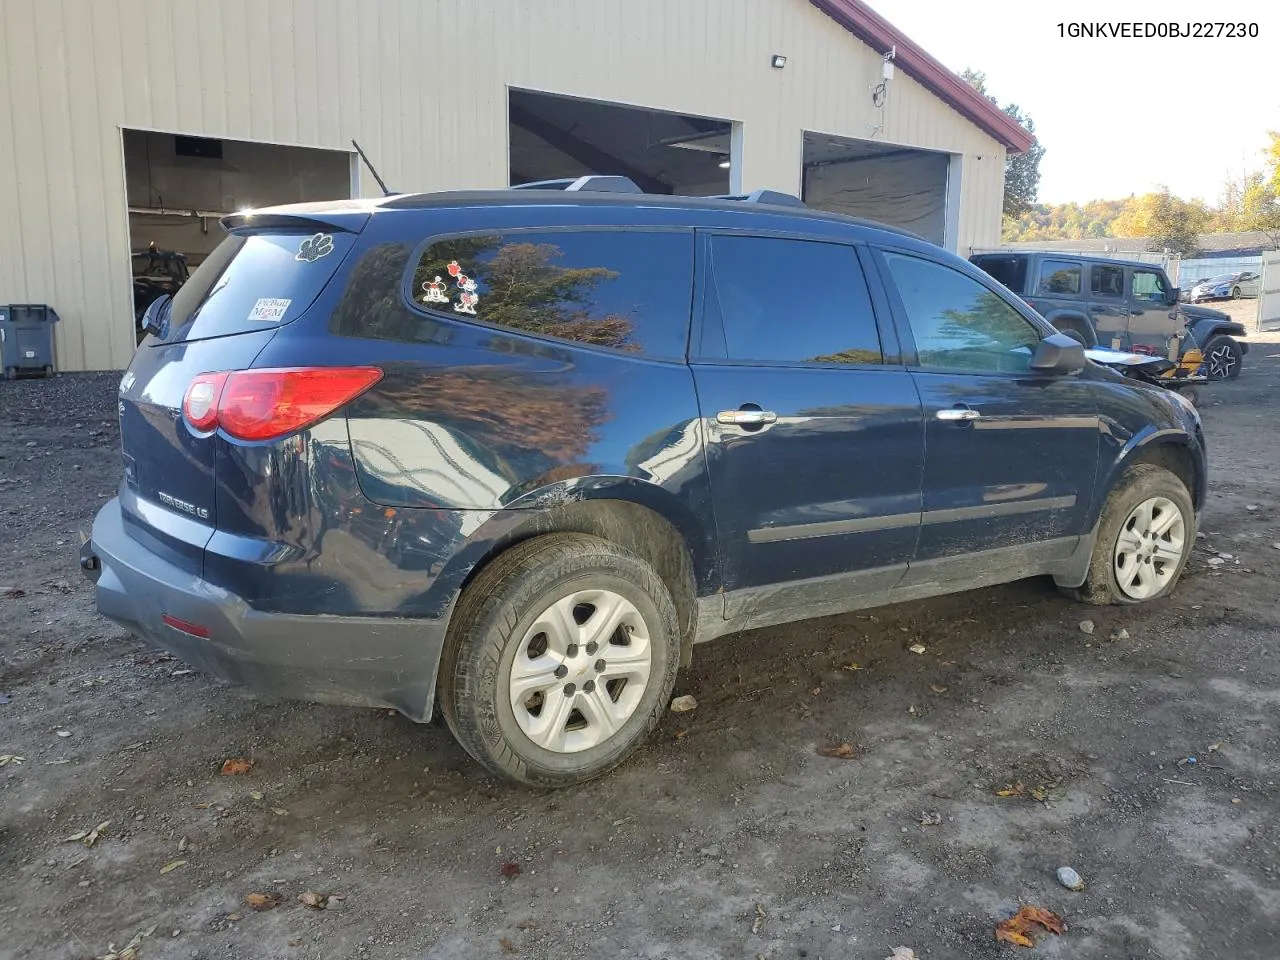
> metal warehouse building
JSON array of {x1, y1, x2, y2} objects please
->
[{"x1": 0, "y1": 0, "x2": 1030, "y2": 372}]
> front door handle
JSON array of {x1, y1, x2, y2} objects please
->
[
  {"x1": 717, "y1": 408, "x2": 778, "y2": 426},
  {"x1": 935, "y1": 407, "x2": 981, "y2": 423}
]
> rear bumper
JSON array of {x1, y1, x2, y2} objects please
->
[{"x1": 83, "y1": 499, "x2": 446, "y2": 721}]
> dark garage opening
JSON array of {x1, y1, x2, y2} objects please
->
[
  {"x1": 122, "y1": 129, "x2": 353, "y2": 342},
  {"x1": 802, "y1": 133, "x2": 952, "y2": 245},
  {"x1": 508, "y1": 89, "x2": 733, "y2": 196}
]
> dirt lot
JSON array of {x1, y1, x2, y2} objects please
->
[{"x1": 3, "y1": 324, "x2": 1279, "y2": 960}]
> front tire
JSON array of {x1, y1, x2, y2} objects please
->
[
  {"x1": 1204, "y1": 335, "x2": 1242, "y2": 380},
  {"x1": 1232, "y1": 286, "x2": 1242, "y2": 299},
  {"x1": 439, "y1": 533, "x2": 680, "y2": 787},
  {"x1": 1064, "y1": 464, "x2": 1195, "y2": 606}
]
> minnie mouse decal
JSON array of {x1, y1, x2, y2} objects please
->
[
  {"x1": 421, "y1": 276, "x2": 450, "y2": 304},
  {"x1": 447, "y1": 260, "x2": 479, "y2": 315}
]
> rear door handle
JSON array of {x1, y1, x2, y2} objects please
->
[
  {"x1": 717, "y1": 409, "x2": 777, "y2": 426},
  {"x1": 935, "y1": 407, "x2": 981, "y2": 422}
]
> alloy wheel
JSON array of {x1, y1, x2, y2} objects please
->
[{"x1": 1207, "y1": 343, "x2": 1238, "y2": 379}]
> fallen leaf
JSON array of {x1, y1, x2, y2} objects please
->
[
  {"x1": 225, "y1": 913, "x2": 243, "y2": 922},
  {"x1": 272, "y1": 807, "x2": 288, "y2": 816},
  {"x1": 751, "y1": 903, "x2": 768, "y2": 934},
  {"x1": 249, "y1": 790, "x2": 264, "y2": 801},
  {"x1": 670, "y1": 694, "x2": 698, "y2": 713},
  {"x1": 817, "y1": 742, "x2": 856, "y2": 760},
  {"x1": 298, "y1": 891, "x2": 329, "y2": 909},
  {"x1": 995, "y1": 906, "x2": 1065, "y2": 948},
  {"x1": 159, "y1": 859, "x2": 186, "y2": 875},
  {"x1": 499, "y1": 936, "x2": 517, "y2": 954},
  {"x1": 289, "y1": 939, "x2": 304, "y2": 947},
  {"x1": 3, "y1": 588, "x2": 25, "y2": 599},
  {"x1": 170, "y1": 669, "x2": 194, "y2": 677},
  {"x1": 810, "y1": 686, "x2": 822, "y2": 696},
  {"x1": 995, "y1": 781, "x2": 1026, "y2": 798},
  {"x1": 674, "y1": 729, "x2": 688, "y2": 740},
  {"x1": 908, "y1": 643, "x2": 926, "y2": 654},
  {"x1": 220, "y1": 758, "x2": 253, "y2": 775},
  {"x1": 919, "y1": 811, "x2": 942, "y2": 826},
  {"x1": 96, "y1": 924, "x2": 157, "y2": 960},
  {"x1": 178, "y1": 836, "x2": 188, "y2": 852},
  {"x1": 842, "y1": 662, "x2": 863, "y2": 671},
  {"x1": 0, "y1": 755, "x2": 23, "y2": 766},
  {"x1": 64, "y1": 820, "x2": 111, "y2": 846},
  {"x1": 929, "y1": 684, "x2": 948, "y2": 694},
  {"x1": 56, "y1": 730, "x2": 72, "y2": 738},
  {"x1": 245, "y1": 892, "x2": 283, "y2": 911},
  {"x1": 500, "y1": 861, "x2": 521, "y2": 879}
]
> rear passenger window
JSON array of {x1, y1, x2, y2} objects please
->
[
  {"x1": 1037, "y1": 260, "x2": 1083, "y2": 295},
  {"x1": 413, "y1": 230, "x2": 693, "y2": 358},
  {"x1": 1091, "y1": 264, "x2": 1124, "y2": 298},
  {"x1": 703, "y1": 235, "x2": 882, "y2": 365}
]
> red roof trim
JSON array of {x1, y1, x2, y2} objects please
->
[{"x1": 808, "y1": 0, "x2": 1034, "y2": 154}]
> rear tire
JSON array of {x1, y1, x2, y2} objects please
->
[
  {"x1": 1054, "y1": 322, "x2": 1094, "y2": 348},
  {"x1": 438, "y1": 533, "x2": 680, "y2": 787},
  {"x1": 1063, "y1": 464, "x2": 1195, "y2": 606},
  {"x1": 1232, "y1": 286, "x2": 1242, "y2": 299},
  {"x1": 1204, "y1": 335, "x2": 1242, "y2": 380}
]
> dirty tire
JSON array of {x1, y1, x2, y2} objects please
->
[
  {"x1": 1204, "y1": 335, "x2": 1242, "y2": 380},
  {"x1": 1064, "y1": 464, "x2": 1195, "y2": 606},
  {"x1": 438, "y1": 533, "x2": 680, "y2": 787}
]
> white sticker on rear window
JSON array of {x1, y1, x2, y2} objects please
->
[{"x1": 248, "y1": 298, "x2": 292, "y2": 323}]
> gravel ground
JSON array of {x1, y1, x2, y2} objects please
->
[{"x1": 2, "y1": 329, "x2": 1279, "y2": 960}]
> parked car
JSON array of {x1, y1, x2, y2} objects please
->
[
  {"x1": 970, "y1": 251, "x2": 1248, "y2": 379},
  {"x1": 1188, "y1": 271, "x2": 1259, "y2": 302},
  {"x1": 82, "y1": 178, "x2": 1206, "y2": 786}
]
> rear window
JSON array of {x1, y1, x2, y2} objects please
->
[
  {"x1": 1036, "y1": 259, "x2": 1083, "y2": 296},
  {"x1": 970, "y1": 255, "x2": 1028, "y2": 294},
  {"x1": 160, "y1": 231, "x2": 355, "y2": 343}
]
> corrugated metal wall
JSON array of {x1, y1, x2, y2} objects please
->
[{"x1": 0, "y1": 0, "x2": 1007, "y2": 371}]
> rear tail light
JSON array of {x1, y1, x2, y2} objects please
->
[{"x1": 182, "y1": 367, "x2": 382, "y2": 441}]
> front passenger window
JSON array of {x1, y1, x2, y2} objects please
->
[
  {"x1": 1132, "y1": 270, "x2": 1169, "y2": 303},
  {"x1": 883, "y1": 253, "x2": 1041, "y2": 374}
]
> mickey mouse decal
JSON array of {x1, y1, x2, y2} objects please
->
[
  {"x1": 296, "y1": 233, "x2": 335, "y2": 262},
  {"x1": 447, "y1": 260, "x2": 479, "y2": 315},
  {"x1": 422, "y1": 276, "x2": 450, "y2": 304}
]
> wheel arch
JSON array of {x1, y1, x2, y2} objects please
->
[
  {"x1": 445, "y1": 480, "x2": 716, "y2": 669},
  {"x1": 1097, "y1": 430, "x2": 1205, "y2": 527},
  {"x1": 1044, "y1": 311, "x2": 1097, "y2": 346}
]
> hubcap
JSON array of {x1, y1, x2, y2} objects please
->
[
  {"x1": 508, "y1": 589, "x2": 652, "y2": 753},
  {"x1": 1113, "y1": 496, "x2": 1186, "y2": 600},
  {"x1": 1208, "y1": 345, "x2": 1237, "y2": 378}
]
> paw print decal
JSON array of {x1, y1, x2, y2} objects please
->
[{"x1": 296, "y1": 233, "x2": 335, "y2": 262}]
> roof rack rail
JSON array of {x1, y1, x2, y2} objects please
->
[
  {"x1": 713, "y1": 188, "x2": 807, "y2": 208},
  {"x1": 510, "y1": 175, "x2": 644, "y2": 194}
]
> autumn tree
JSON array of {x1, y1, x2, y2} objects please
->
[
  {"x1": 961, "y1": 70, "x2": 1044, "y2": 219},
  {"x1": 1111, "y1": 187, "x2": 1209, "y2": 256}
]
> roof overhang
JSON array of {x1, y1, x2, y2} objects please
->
[{"x1": 808, "y1": 0, "x2": 1035, "y2": 154}]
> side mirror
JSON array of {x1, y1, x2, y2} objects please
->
[
  {"x1": 1030, "y1": 333, "x2": 1086, "y2": 375},
  {"x1": 1167, "y1": 287, "x2": 1181, "y2": 305},
  {"x1": 140, "y1": 294, "x2": 171, "y2": 338}
]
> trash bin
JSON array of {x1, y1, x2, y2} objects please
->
[{"x1": 0, "y1": 304, "x2": 59, "y2": 379}]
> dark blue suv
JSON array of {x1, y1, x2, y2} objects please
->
[{"x1": 83, "y1": 177, "x2": 1206, "y2": 785}]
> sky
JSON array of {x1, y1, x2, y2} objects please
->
[{"x1": 862, "y1": 0, "x2": 1280, "y2": 205}]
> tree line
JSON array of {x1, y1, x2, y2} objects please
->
[{"x1": 962, "y1": 69, "x2": 1279, "y2": 255}]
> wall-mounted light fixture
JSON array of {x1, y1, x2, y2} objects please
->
[{"x1": 771, "y1": 54, "x2": 787, "y2": 69}]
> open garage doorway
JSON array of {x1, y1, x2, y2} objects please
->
[
  {"x1": 122, "y1": 129, "x2": 355, "y2": 342},
  {"x1": 802, "y1": 133, "x2": 954, "y2": 246},
  {"x1": 508, "y1": 89, "x2": 733, "y2": 196}
]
